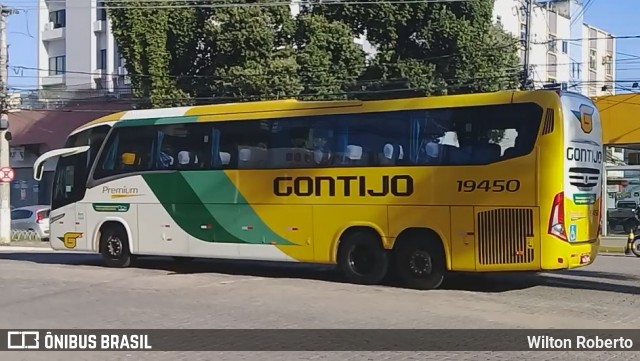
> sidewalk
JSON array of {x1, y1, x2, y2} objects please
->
[{"x1": 599, "y1": 236, "x2": 628, "y2": 253}]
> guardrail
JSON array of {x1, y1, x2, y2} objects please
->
[{"x1": 10, "y1": 229, "x2": 44, "y2": 242}]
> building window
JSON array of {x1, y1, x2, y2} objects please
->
[
  {"x1": 496, "y1": 15, "x2": 502, "y2": 26},
  {"x1": 48, "y1": 10, "x2": 66, "y2": 29},
  {"x1": 97, "y1": 49, "x2": 107, "y2": 70},
  {"x1": 48, "y1": 56, "x2": 66, "y2": 76},
  {"x1": 589, "y1": 49, "x2": 597, "y2": 70},
  {"x1": 520, "y1": 24, "x2": 527, "y2": 44},
  {"x1": 548, "y1": 35, "x2": 556, "y2": 52},
  {"x1": 97, "y1": 2, "x2": 107, "y2": 21},
  {"x1": 561, "y1": 41, "x2": 568, "y2": 54},
  {"x1": 571, "y1": 62, "x2": 582, "y2": 79}
]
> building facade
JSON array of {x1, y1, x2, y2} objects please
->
[
  {"x1": 37, "y1": 0, "x2": 127, "y2": 98},
  {"x1": 493, "y1": 0, "x2": 616, "y2": 97}
]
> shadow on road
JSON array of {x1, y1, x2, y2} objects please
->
[
  {"x1": 1, "y1": 251, "x2": 639, "y2": 295},
  {"x1": 558, "y1": 269, "x2": 640, "y2": 281}
]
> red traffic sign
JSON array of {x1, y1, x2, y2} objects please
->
[{"x1": 0, "y1": 167, "x2": 14, "y2": 183}]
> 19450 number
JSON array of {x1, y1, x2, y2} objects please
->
[{"x1": 456, "y1": 179, "x2": 521, "y2": 193}]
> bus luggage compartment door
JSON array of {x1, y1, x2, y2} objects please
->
[{"x1": 474, "y1": 207, "x2": 541, "y2": 271}]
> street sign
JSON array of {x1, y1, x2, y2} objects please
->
[{"x1": 0, "y1": 167, "x2": 14, "y2": 183}]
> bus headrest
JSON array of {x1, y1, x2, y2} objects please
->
[
  {"x1": 383, "y1": 144, "x2": 394, "y2": 159},
  {"x1": 219, "y1": 152, "x2": 231, "y2": 165},
  {"x1": 178, "y1": 151, "x2": 196, "y2": 165},
  {"x1": 425, "y1": 141, "x2": 439, "y2": 158},
  {"x1": 239, "y1": 148, "x2": 251, "y2": 162},
  {"x1": 345, "y1": 145, "x2": 362, "y2": 160},
  {"x1": 121, "y1": 152, "x2": 137, "y2": 166}
]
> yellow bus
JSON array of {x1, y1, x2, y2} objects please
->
[{"x1": 33, "y1": 89, "x2": 603, "y2": 290}]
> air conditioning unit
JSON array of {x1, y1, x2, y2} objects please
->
[
  {"x1": 44, "y1": 22, "x2": 54, "y2": 31},
  {"x1": 123, "y1": 75, "x2": 131, "y2": 85},
  {"x1": 602, "y1": 55, "x2": 612, "y2": 65},
  {"x1": 117, "y1": 66, "x2": 127, "y2": 75}
]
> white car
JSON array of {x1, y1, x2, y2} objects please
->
[{"x1": 10, "y1": 205, "x2": 51, "y2": 241}]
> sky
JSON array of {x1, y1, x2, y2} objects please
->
[{"x1": 4, "y1": 0, "x2": 640, "y2": 92}]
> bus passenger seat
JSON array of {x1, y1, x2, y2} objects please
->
[
  {"x1": 379, "y1": 143, "x2": 395, "y2": 165},
  {"x1": 238, "y1": 148, "x2": 251, "y2": 168},
  {"x1": 219, "y1": 152, "x2": 231, "y2": 166},
  {"x1": 472, "y1": 143, "x2": 501, "y2": 164},
  {"x1": 345, "y1": 145, "x2": 363, "y2": 163},
  {"x1": 178, "y1": 151, "x2": 198, "y2": 166}
]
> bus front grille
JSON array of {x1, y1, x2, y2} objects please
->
[{"x1": 477, "y1": 208, "x2": 535, "y2": 265}]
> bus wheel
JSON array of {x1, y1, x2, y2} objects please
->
[
  {"x1": 393, "y1": 238, "x2": 445, "y2": 290},
  {"x1": 337, "y1": 230, "x2": 389, "y2": 285},
  {"x1": 99, "y1": 225, "x2": 132, "y2": 268},
  {"x1": 631, "y1": 237, "x2": 640, "y2": 258}
]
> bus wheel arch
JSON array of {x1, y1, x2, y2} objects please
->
[
  {"x1": 392, "y1": 228, "x2": 447, "y2": 290},
  {"x1": 98, "y1": 221, "x2": 133, "y2": 268},
  {"x1": 336, "y1": 226, "x2": 389, "y2": 285}
]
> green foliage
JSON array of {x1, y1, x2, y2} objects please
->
[
  {"x1": 107, "y1": 0, "x2": 521, "y2": 108},
  {"x1": 314, "y1": 0, "x2": 521, "y2": 96},
  {"x1": 295, "y1": 14, "x2": 366, "y2": 99},
  {"x1": 107, "y1": 0, "x2": 194, "y2": 108}
]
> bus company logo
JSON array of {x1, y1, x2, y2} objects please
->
[
  {"x1": 58, "y1": 232, "x2": 83, "y2": 249},
  {"x1": 101, "y1": 186, "x2": 141, "y2": 199},
  {"x1": 572, "y1": 104, "x2": 595, "y2": 134}
]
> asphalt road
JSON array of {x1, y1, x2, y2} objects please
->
[{"x1": 0, "y1": 246, "x2": 639, "y2": 360}]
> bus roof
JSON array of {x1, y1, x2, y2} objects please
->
[{"x1": 71, "y1": 89, "x2": 570, "y2": 131}]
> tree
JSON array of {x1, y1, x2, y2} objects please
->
[
  {"x1": 312, "y1": 0, "x2": 521, "y2": 96},
  {"x1": 204, "y1": 3, "x2": 303, "y2": 99},
  {"x1": 108, "y1": 1, "x2": 367, "y2": 106},
  {"x1": 294, "y1": 14, "x2": 366, "y2": 99},
  {"x1": 107, "y1": 0, "x2": 198, "y2": 108}
]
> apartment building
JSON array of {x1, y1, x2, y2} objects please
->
[
  {"x1": 493, "y1": 0, "x2": 616, "y2": 97},
  {"x1": 37, "y1": 0, "x2": 126, "y2": 97}
]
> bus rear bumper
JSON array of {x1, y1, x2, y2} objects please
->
[{"x1": 541, "y1": 238, "x2": 600, "y2": 270}]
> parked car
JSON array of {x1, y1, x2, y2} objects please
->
[{"x1": 10, "y1": 205, "x2": 50, "y2": 241}]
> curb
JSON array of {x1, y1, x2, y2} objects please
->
[{"x1": 599, "y1": 246, "x2": 625, "y2": 254}]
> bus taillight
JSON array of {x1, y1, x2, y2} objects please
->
[{"x1": 549, "y1": 192, "x2": 567, "y2": 241}]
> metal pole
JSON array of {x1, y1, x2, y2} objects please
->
[
  {"x1": 0, "y1": 4, "x2": 16, "y2": 245},
  {"x1": 522, "y1": 0, "x2": 533, "y2": 90}
]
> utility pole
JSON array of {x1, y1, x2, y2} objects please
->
[
  {"x1": 0, "y1": 4, "x2": 16, "y2": 245},
  {"x1": 521, "y1": 0, "x2": 534, "y2": 90}
]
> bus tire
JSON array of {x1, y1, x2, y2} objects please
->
[
  {"x1": 337, "y1": 230, "x2": 389, "y2": 285},
  {"x1": 99, "y1": 224, "x2": 132, "y2": 268},
  {"x1": 631, "y1": 237, "x2": 640, "y2": 258},
  {"x1": 393, "y1": 238, "x2": 445, "y2": 290}
]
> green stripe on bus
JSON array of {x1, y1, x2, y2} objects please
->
[{"x1": 141, "y1": 172, "x2": 295, "y2": 245}]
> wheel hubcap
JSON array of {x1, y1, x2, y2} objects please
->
[
  {"x1": 349, "y1": 245, "x2": 376, "y2": 276},
  {"x1": 409, "y1": 250, "x2": 432, "y2": 277},
  {"x1": 106, "y1": 236, "x2": 123, "y2": 258}
]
